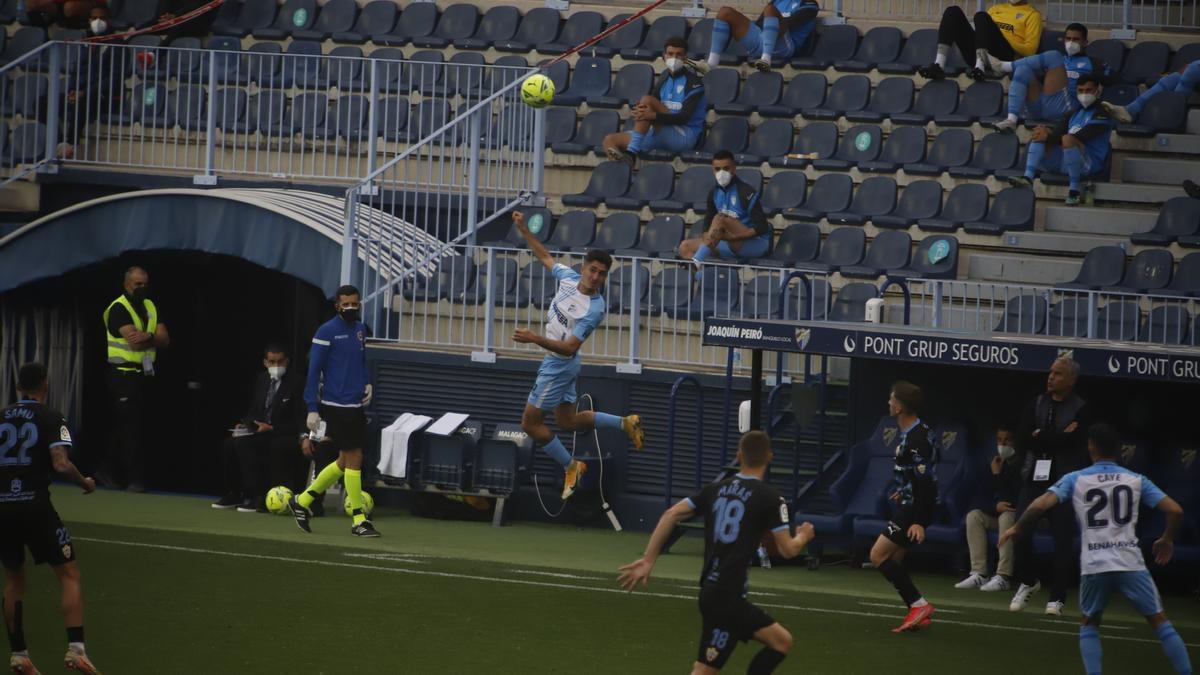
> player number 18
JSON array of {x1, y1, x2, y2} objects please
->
[{"x1": 712, "y1": 497, "x2": 746, "y2": 544}]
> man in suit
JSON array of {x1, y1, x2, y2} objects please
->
[{"x1": 212, "y1": 343, "x2": 306, "y2": 512}]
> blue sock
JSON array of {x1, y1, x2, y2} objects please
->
[
  {"x1": 1064, "y1": 146, "x2": 1083, "y2": 192},
  {"x1": 1129, "y1": 73, "x2": 1178, "y2": 117},
  {"x1": 760, "y1": 17, "x2": 780, "y2": 60},
  {"x1": 593, "y1": 412, "x2": 623, "y2": 430},
  {"x1": 1179, "y1": 61, "x2": 1200, "y2": 92},
  {"x1": 542, "y1": 436, "x2": 572, "y2": 468},
  {"x1": 1079, "y1": 625, "x2": 1102, "y2": 675},
  {"x1": 693, "y1": 244, "x2": 713, "y2": 263},
  {"x1": 708, "y1": 19, "x2": 731, "y2": 65},
  {"x1": 1155, "y1": 622, "x2": 1193, "y2": 674},
  {"x1": 1024, "y1": 142, "x2": 1045, "y2": 180},
  {"x1": 627, "y1": 130, "x2": 644, "y2": 153},
  {"x1": 1009, "y1": 64, "x2": 1034, "y2": 118}
]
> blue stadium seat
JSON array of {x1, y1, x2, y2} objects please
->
[
  {"x1": 6, "y1": 122, "x2": 44, "y2": 165},
  {"x1": 172, "y1": 85, "x2": 208, "y2": 131},
  {"x1": 622, "y1": 214, "x2": 684, "y2": 258},
  {"x1": 950, "y1": 131, "x2": 1018, "y2": 178},
  {"x1": 1118, "y1": 91, "x2": 1188, "y2": 137},
  {"x1": 213, "y1": 88, "x2": 250, "y2": 132},
  {"x1": 1101, "y1": 83, "x2": 1139, "y2": 107},
  {"x1": 562, "y1": 160, "x2": 630, "y2": 207},
  {"x1": 538, "y1": 59, "x2": 570, "y2": 98},
  {"x1": 804, "y1": 74, "x2": 870, "y2": 120},
  {"x1": 741, "y1": 275, "x2": 791, "y2": 319},
  {"x1": 325, "y1": 46, "x2": 363, "y2": 90},
  {"x1": 122, "y1": 35, "x2": 164, "y2": 78},
  {"x1": 204, "y1": 36, "x2": 247, "y2": 84},
  {"x1": 545, "y1": 211, "x2": 596, "y2": 252},
  {"x1": 680, "y1": 117, "x2": 749, "y2": 163},
  {"x1": 507, "y1": 262, "x2": 557, "y2": 309},
  {"x1": 829, "y1": 281, "x2": 877, "y2": 321},
  {"x1": 104, "y1": 83, "x2": 166, "y2": 125},
  {"x1": 401, "y1": 50, "x2": 447, "y2": 96},
  {"x1": 794, "y1": 417, "x2": 897, "y2": 545},
  {"x1": 608, "y1": 163, "x2": 675, "y2": 210},
  {"x1": 1167, "y1": 42, "x2": 1200, "y2": 76},
  {"x1": 454, "y1": 5, "x2": 518, "y2": 50},
  {"x1": 812, "y1": 124, "x2": 882, "y2": 171},
  {"x1": 413, "y1": 3, "x2": 479, "y2": 48},
  {"x1": 796, "y1": 227, "x2": 865, "y2": 275},
  {"x1": 366, "y1": 48, "x2": 405, "y2": 93},
  {"x1": 289, "y1": 92, "x2": 329, "y2": 138},
  {"x1": 937, "y1": 81, "x2": 1003, "y2": 126},
  {"x1": 239, "y1": 43, "x2": 279, "y2": 88},
  {"x1": 328, "y1": 95, "x2": 368, "y2": 141},
  {"x1": 536, "y1": 107, "x2": 576, "y2": 147},
  {"x1": 846, "y1": 77, "x2": 914, "y2": 123},
  {"x1": 540, "y1": 10, "x2": 604, "y2": 55},
  {"x1": 715, "y1": 71, "x2": 783, "y2": 115},
  {"x1": 759, "y1": 171, "x2": 807, "y2": 217},
  {"x1": 445, "y1": 52, "x2": 487, "y2": 96},
  {"x1": 623, "y1": 15, "x2": 687, "y2": 60},
  {"x1": 374, "y1": 2, "x2": 438, "y2": 46},
  {"x1": 905, "y1": 128, "x2": 973, "y2": 176},
  {"x1": 759, "y1": 72, "x2": 826, "y2": 117},
  {"x1": 253, "y1": 0, "x2": 316, "y2": 39},
  {"x1": 1045, "y1": 297, "x2": 1091, "y2": 337},
  {"x1": 962, "y1": 186, "x2": 1035, "y2": 235},
  {"x1": 735, "y1": 119, "x2": 794, "y2": 165},
  {"x1": 828, "y1": 176, "x2": 897, "y2": 226},
  {"x1": 650, "y1": 165, "x2": 715, "y2": 212},
  {"x1": 888, "y1": 235, "x2": 958, "y2": 279},
  {"x1": 1058, "y1": 245, "x2": 1126, "y2": 290},
  {"x1": 555, "y1": 56, "x2": 611, "y2": 106},
  {"x1": 768, "y1": 121, "x2": 837, "y2": 169},
  {"x1": 736, "y1": 168, "x2": 763, "y2": 194},
  {"x1": 785, "y1": 173, "x2": 852, "y2": 221},
  {"x1": 841, "y1": 230, "x2": 911, "y2": 279},
  {"x1": 605, "y1": 263, "x2": 651, "y2": 315},
  {"x1": 405, "y1": 99, "x2": 451, "y2": 142},
  {"x1": 492, "y1": 54, "x2": 531, "y2": 92},
  {"x1": 1086, "y1": 39, "x2": 1126, "y2": 73},
  {"x1": 1159, "y1": 252, "x2": 1200, "y2": 297},
  {"x1": 891, "y1": 79, "x2": 958, "y2": 125},
  {"x1": 859, "y1": 126, "x2": 927, "y2": 173},
  {"x1": 668, "y1": 266, "x2": 741, "y2": 320},
  {"x1": 456, "y1": 259, "x2": 520, "y2": 305},
  {"x1": 487, "y1": 208, "x2": 553, "y2": 249},
  {"x1": 878, "y1": 28, "x2": 966, "y2": 75},
  {"x1": 214, "y1": 0, "x2": 276, "y2": 37},
  {"x1": 1142, "y1": 306, "x2": 1190, "y2": 345},
  {"x1": 686, "y1": 18, "x2": 746, "y2": 66},
  {"x1": 645, "y1": 268, "x2": 694, "y2": 316},
  {"x1": 792, "y1": 24, "x2": 859, "y2": 70},
  {"x1": 495, "y1": 7, "x2": 559, "y2": 52},
  {"x1": 871, "y1": 180, "x2": 940, "y2": 230},
  {"x1": 294, "y1": 0, "x2": 356, "y2": 40},
  {"x1": 1, "y1": 27, "x2": 44, "y2": 66},
  {"x1": 701, "y1": 67, "x2": 740, "y2": 108},
  {"x1": 1120, "y1": 41, "x2": 1169, "y2": 84},
  {"x1": 836, "y1": 26, "x2": 902, "y2": 72},
  {"x1": 4, "y1": 74, "x2": 45, "y2": 117},
  {"x1": 244, "y1": 91, "x2": 286, "y2": 136},
  {"x1": 917, "y1": 183, "x2": 987, "y2": 232},
  {"x1": 590, "y1": 63, "x2": 654, "y2": 108},
  {"x1": 280, "y1": 40, "x2": 323, "y2": 89},
  {"x1": 110, "y1": 0, "x2": 157, "y2": 29},
  {"x1": 751, "y1": 222, "x2": 820, "y2": 268},
  {"x1": 594, "y1": 13, "x2": 645, "y2": 58},
  {"x1": 373, "y1": 97, "x2": 407, "y2": 141},
  {"x1": 593, "y1": 213, "x2": 642, "y2": 252},
  {"x1": 993, "y1": 294, "x2": 1048, "y2": 334},
  {"x1": 436, "y1": 256, "x2": 478, "y2": 302},
  {"x1": 334, "y1": 0, "x2": 395, "y2": 43},
  {"x1": 551, "y1": 109, "x2": 616, "y2": 154},
  {"x1": 164, "y1": 37, "x2": 204, "y2": 81},
  {"x1": 1103, "y1": 249, "x2": 1174, "y2": 293},
  {"x1": 1094, "y1": 301, "x2": 1142, "y2": 341}
]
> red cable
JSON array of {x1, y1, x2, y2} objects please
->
[
  {"x1": 80, "y1": 0, "x2": 227, "y2": 43},
  {"x1": 544, "y1": 0, "x2": 673, "y2": 67}
]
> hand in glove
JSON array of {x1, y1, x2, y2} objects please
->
[
  {"x1": 306, "y1": 412, "x2": 321, "y2": 432},
  {"x1": 362, "y1": 384, "x2": 373, "y2": 406}
]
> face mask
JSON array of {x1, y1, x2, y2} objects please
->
[
  {"x1": 340, "y1": 307, "x2": 360, "y2": 323},
  {"x1": 665, "y1": 57, "x2": 683, "y2": 74},
  {"x1": 1064, "y1": 40, "x2": 1082, "y2": 56},
  {"x1": 267, "y1": 365, "x2": 286, "y2": 380},
  {"x1": 1077, "y1": 93, "x2": 1097, "y2": 108},
  {"x1": 89, "y1": 18, "x2": 108, "y2": 35},
  {"x1": 714, "y1": 169, "x2": 733, "y2": 188},
  {"x1": 131, "y1": 287, "x2": 149, "y2": 302},
  {"x1": 997, "y1": 444, "x2": 1015, "y2": 460}
]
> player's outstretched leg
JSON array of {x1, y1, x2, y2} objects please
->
[
  {"x1": 522, "y1": 404, "x2": 586, "y2": 500},
  {"x1": 747, "y1": 623, "x2": 792, "y2": 674},
  {"x1": 559, "y1": 402, "x2": 645, "y2": 451},
  {"x1": 870, "y1": 535, "x2": 934, "y2": 633},
  {"x1": 290, "y1": 459, "x2": 345, "y2": 533}
]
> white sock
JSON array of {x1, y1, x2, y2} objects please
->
[
  {"x1": 68, "y1": 642, "x2": 86, "y2": 654},
  {"x1": 1006, "y1": 113, "x2": 1017, "y2": 123},
  {"x1": 975, "y1": 48, "x2": 988, "y2": 71},
  {"x1": 706, "y1": 53, "x2": 721, "y2": 68},
  {"x1": 12, "y1": 650, "x2": 28, "y2": 657},
  {"x1": 760, "y1": 52, "x2": 771, "y2": 61},
  {"x1": 1000, "y1": 60, "x2": 1013, "y2": 74},
  {"x1": 934, "y1": 44, "x2": 948, "y2": 68},
  {"x1": 911, "y1": 598, "x2": 929, "y2": 608}
]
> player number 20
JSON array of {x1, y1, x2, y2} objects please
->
[
  {"x1": 1084, "y1": 484, "x2": 1134, "y2": 528},
  {"x1": 712, "y1": 497, "x2": 745, "y2": 544}
]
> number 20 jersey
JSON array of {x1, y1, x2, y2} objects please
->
[
  {"x1": 0, "y1": 400, "x2": 72, "y2": 508},
  {"x1": 1049, "y1": 461, "x2": 1166, "y2": 575},
  {"x1": 686, "y1": 475, "x2": 791, "y2": 595}
]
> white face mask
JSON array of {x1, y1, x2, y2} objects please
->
[
  {"x1": 1064, "y1": 40, "x2": 1082, "y2": 56},
  {"x1": 89, "y1": 18, "x2": 108, "y2": 34},
  {"x1": 267, "y1": 366, "x2": 286, "y2": 380},
  {"x1": 997, "y1": 444, "x2": 1015, "y2": 460},
  {"x1": 665, "y1": 57, "x2": 683, "y2": 74},
  {"x1": 1077, "y1": 92, "x2": 1097, "y2": 108},
  {"x1": 714, "y1": 169, "x2": 733, "y2": 188}
]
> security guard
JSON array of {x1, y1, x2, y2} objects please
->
[{"x1": 102, "y1": 266, "x2": 169, "y2": 492}]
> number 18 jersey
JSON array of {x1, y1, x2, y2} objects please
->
[
  {"x1": 1049, "y1": 461, "x2": 1166, "y2": 575},
  {"x1": 686, "y1": 474, "x2": 790, "y2": 595}
]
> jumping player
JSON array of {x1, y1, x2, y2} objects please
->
[
  {"x1": 512, "y1": 211, "x2": 644, "y2": 500},
  {"x1": 618, "y1": 430, "x2": 815, "y2": 674},
  {"x1": 1001, "y1": 423, "x2": 1193, "y2": 675},
  {"x1": 1, "y1": 363, "x2": 102, "y2": 674}
]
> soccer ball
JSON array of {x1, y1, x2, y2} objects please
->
[
  {"x1": 265, "y1": 486, "x2": 293, "y2": 514},
  {"x1": 520, "y1": 74, "x2": 555, "y2": 109},
  {"x1": 344, "y1": 490, "x2": 375, "y2": 518}
]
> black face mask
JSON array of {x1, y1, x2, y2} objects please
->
[
  {"x1": 131, "y1": 287, "x2": 149, "y2": 303},
  {"x1": 340, "y1": 307, "x2": 360, "y2": 323}
]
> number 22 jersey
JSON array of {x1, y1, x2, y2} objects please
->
[
  {"x1": 0, "y1": 400, "x2": 73, "y2": 508},
  {"x1": 686, "y1": 474, "x2": 791, "y2": 595}
]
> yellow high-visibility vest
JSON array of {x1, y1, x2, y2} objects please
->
[{"x1": 103, "y1": 295, "x2": 158, "y2": 373}]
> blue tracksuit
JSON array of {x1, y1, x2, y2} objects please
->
[{"x1": 305, "y1": 315, "x2": 369, "y2": 412}]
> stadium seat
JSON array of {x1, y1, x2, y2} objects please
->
[
  {"x1": 623, "y1": 15, "x2": 687, "y2": 60},
  {"x1": 291, "y1": 92, "x2": 330, "y2": 137},
  {"x1": 878, "y1": 28, "x2": 965, "y2": 75},
  {"x1": 752, "y1": 222, "x2": 820, "y2": 268},
  {"x1": 545, "y1": 211, "x2": 597, "y2": 252},
  {"x1": 1, "y1": 27, "x2": 44, "y2": 66},
  {"x1": 1131, "y1": 197, "x2": 1200, "y2": 246},
  {"x1": 804, "y1": 74, "x2": 870, "y2": 120},
  {"x1": 455, "y1": 259, "x2": 520, "y2": 305},
  {"x1": 873, "y1": 180, "x2": 942, "y2": 229},
  {"x1": 680, "y1": 117, "x2": 749, "y2": 163},
  {"x1": 7, "y1": 122, "x2": 44, "y2": 164},
  {"x1": 253, "y1": 0, "x2": 315, "y2": 39},
  {"x1": 859, "y1": 126, "x2": 926, "y2": 173},
  {"x1": 242, "y1": 43, "x2": 281, "y2": 88},
  {"x1": 562, "y1": 160, "x2": 630, "y2": 207},
  {"x1": 812, "y1": 124, "x2": 882, "y2": 171},
  {"x1": 328, "y1": 95, "x2": 369, "y2": 141},
  {"x1": 401, "y1": 50, "x2": 448, "y2": 96},
  {"x1": 736, "y1": 119, "x2": 794, "y2": 165},
  {"x1": 795, "y1": 417, "x2": 897, "y2": 546},
  {"x1": 794, "y1": 227, "x2": 865, "y2": 275},
  {"x1": 963, "y1": 186, "x2": 1035, "y2": 235},
  {"x1": 172, "y1": 85, "x2": 208, "y2": 131},
  {"x1": 495, "y1": 7, "x2": 559, "y2": 51},
  {"x1": 369, "y1": 46, "x2": 406, "y2": 92},
  {"x1": 204, "y1": 37, "x2": 247, "y2": 84},
  {"x1": 1168, "y1": 42, "x2": 1200, "y2": 76},
  {"x1": 280, "y1": 40, "x2": 323, "y2": 89},
  {"x1": 605, "y1": 263, "x2": 651, "y2": 314},
  {"x1": 555, "y1": 56, "x2": 612, "y2": 106},
  {"x1": 622, "y1": 215, "x2": 684, "y2": 258},
  {"x1": 214, "y1": 0, "x2": 275, "y2": 37},
  {"x1": 768, "y1": 122, "x2": 837, "y2": 169},
  {"x1": 1159, "y1": 252, "x2": 1200, "y2": 297},
  {"x1": 507, "y1": 262, "x2": 559, "y2": 309},
  {"x1": 846, "y1": 77, "x2": 914, "y2": 123},
  {"x1": 4, "y1": 74, "x2": 45, "y2": 117},
  {"x1": 1118, "y1": 91, "x2": 1188, "y2": 137},
  {"x1": 1142, "y1": 305, "x2": 1191, "y2": 345},
  {"x1": 537, "y1": 107, "x2": 576, "y2": 147},
  {"x1": 538, "y1": 59, "x2": 570, "y2": 98},
  {"x1": 828, "y1": 176, "x2": 897, "y2": 226},
  {"x1": 715, "y1": 71, "x2": 783, "y2": 115},
  {"x1": 334, "y1": 0, "x2": 395, "y2": 43},
  {"x1": 374, "y1": 2, "x2": 438, "y2": 46},
  {"x1": 495, "y1": 55, "x2": 533, "y2": 92},
  {"x1": 488, "y1": 208, "x2": 553, "y2": 249},
  {"x1": 294, "y1": 0, "x2": 356, "y2": 40},
  {"x1": 916, "y1": 183, "x2": 987, "y2": 232},
  {"x1": 1100, "y1": 83, "x2": 1139, "y2": 107},
  {"x1": 1045, "y1": 297, "x2": 1091, "y2": 337},
  {"x1": 213, "y1": 88, "x2": 250, "y2": 132},
  {"x1": 444, "y1": 52, "x2": 487, "y2": 96},
  {"x1": 650, "y1": 165, "x2": 714, "y2": 212},
  {"x1": 110, "y1": 0, "x2": 156, "y2": 29},
  {"x1": 437, "y1": 256, "x2": 478, "y2": 302},
  {"x1": 644, "y1": 267, "x2": 694, "y2": 316},
  {"x1": 541, "y1": 10, "x2": 603, "y2": 55},
  {"x1": 412, "y1": 3, "x2": 479, "y2": 48},
  {"x1": 1119, "y1": 41, "x2": 1169, "y2": 84},
  {"x1": 1086, "y1": 39, "x2": 1126, "y2": 73},
  {"x1": 164, "y1": 37, "x2": 204, "y2": 81},
  {"x1": 700, "y1": 68, "x2": 740, "y2": 108},
  {"x1": 1095, "y1": 301, "x2": 1142, "y2": 341},
  {"x1": 888, "y1": 235, "x2": 958, "y2": 279},
  {"x1": 841, "y1": 230, "x2": 911, "y2": 279},
  {"x1": 686, "y1": 18, "x2": 746, "y2": 66},
  {"x1": 904, "y1": 128, "x2": 973, "y2": 176},
  {"x1": 785, "y1": 173, "x2": 852, "y2": 222},
  {"x1": 106, "y1": 83, "x2": 166, "y2": 125},
  {"x1": 936, "y1": 81, "x2": 1003, "y2": 126},
  {"x1": 734, "y1": 168, "x2": 763, "y2": 195},
  {"x1": 405, "y1": 99, "x2": 451, "y2": 142},
  {"x1": 667, "y1": 266, "x2": 741, "y2": 320},
  {"x1": 590, "y1": 63, "x2": 655, "y2": 109},
  {"x1": 592, "y1": 13, "x2": 644, "y2": 58},
  {"x1": 607, "y1": 163, "x2": 675, "y2": 210},
  {"x1": 891, "y1": 79, "x2": 958, "y2": 125},
  {"x1": 993, "y1": 294, "x2": 1048, "y2": 334},
  {"x1": 759, "y1": 72, "x2": 826, "y2": 117},
  {"x1": 828, "y1": 281, "x2": 877, "y2": 321},
  {"x1": 1104, "y1": 249, "x2": 1174, "y2": 293},
  {"x1": 835, "y1": 26, "x2": 902, "y2": 72},
  {"x1": 759, "y1": 171, "x2": 807, "y2": 217},
  {"x1": 741, "y1": 275, "x2": 791, "y2": 319},
  {"x1": 950, "y1": 132, "x2": 1018, "y2": 179},
  {"x1": 323, "y1": 46, "x2": 363, "y2": 90},
  {"x1": 592, "y1": 213, "x2": 642, "y2": 253},
  {"x1": 1058, "y1": 245, "x2": 1126, "y2": 290},
  {"x1": 240, "y1": 91, "x2": 285, "y2": 136},
  {"x1": 551, "y1": 109, "x2": 616, "y2": 155},
  {"x1": 792, "y1": 24, "x2": 859, "y2": 69},
  {"x1": 454, "y1": 5, "x2": 518, "y2": 49}
]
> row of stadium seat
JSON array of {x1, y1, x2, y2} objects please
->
[
  {"x1": 997, "y1": 295, "x2": 1200, "y2": 343},
  {"x1": 1060, "y1": 244, "x2": 1200, "y2": 295}
]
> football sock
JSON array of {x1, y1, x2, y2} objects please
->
[
  {"x1": 627, "y1": 131, "x2": 645, "y2": 154},
  {"x1": 298, "y1": 461, "x2": 343, "y2": 509},
  {"x1": 4, "y1": 598, "x2": 26, "y2": 652},
  {"x1": 67, "y1": 625, "x2": 85, "y2": 653},
  {"x1": 542, "y1": 436, "x2": 572, "y2": 468},
  {"x1": 877, "y1": 559, "x2": 922, "y2": 606},
  {"x1": 747, "y1": 646, "x2": 787, "y2": 674},
  {"x1": 593, "y1": 412, "x2": 623, "y2": 429},
  {"x1": 693, "y1": 244, "x2": 714, "y2": 263},
  {"x1": 934, "y1": 44, "x2": 948, "y2": 68},
  {"x1": 1178, "y1": 61, "x2": 1200, "y2": 92},
  {"x1": 1155, "y1": 621, "x2": 1192, "y2": 674},
  {"x1": 344, "y1": 468, "x2": 366, "y2": 525},
  {"x1": 975, "y1": 48, "x2": 988, "y2": 72},
  {"x1": 911, "y1": 598, "x2": 929, "y2": 608},
  {"x1": 1079, "y1": 624, "x2": 1102, "y2": 675},
  {"x1": 1064, "y1": 147, "x2": 1083, "y2": 192},
  {"x1": 1024, "y1": 142, "x2": 1046, "y2": 180},
  {"x1": 708, "y1": 19, "x2": 731, "y2": 67},
  {"x1": 760, "y1": 17, "x2": 780, "y2": 61},
  {"x1": 1009, "y1": 64, "x2": 1033, "y2": 117}
]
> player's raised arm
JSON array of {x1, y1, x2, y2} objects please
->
[
  {"x1": 513, "y1": 211, "x2": 555, "y2": 271},
  {"x1": 617, "y1": 498, "x2": 696, "y2": 591}
]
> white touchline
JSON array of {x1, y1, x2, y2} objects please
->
[
  {"x1": 511, "y1": 569, "x2": 606, "y2": 580},
  {"x1": 74, "y1": 537, "x2": 1199, "y2": 649},
  {"x1": 1039, "y1": 619, "x2": 1131, "y2": 631},
  {"x1": 858, "y1": 601, "x2": 962, "y2": 614}
]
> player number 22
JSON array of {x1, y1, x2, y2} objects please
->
[
  {"x1": 0, "y1": 422, "x2": 38, "y2": 467},
  {"x1": 712, "y1": 497, "x2": 745, "y2": 544},
  {"x1": 1084, "y1": 484, "x2": 1134, "y2": 528}
]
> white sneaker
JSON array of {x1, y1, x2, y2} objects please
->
[
  {"x1": 992, "y1": 117, "x2": 1018, "y2": 132},
  {"x1": 986, "y1": 53, "x2": 1009, "y2": 76},
  {"x1": 1100, "y1": 101, "x2": 1133, "y2": 124},
  {"x1": 1045, "y1": 600, "x2": 1065, "y2": 616},
  {"x1": 689, "y1": 58, "x2": 712, "y2": 75},
  {"x1": 954, "y1": 572, "x2": 986, "y2": 589},
  {"x1": 980, "y1": 575, "x2": 1010, "y2": 592},
  {"x1": 1009, "y1": 581, "x2": 1041, "y2": 611}
]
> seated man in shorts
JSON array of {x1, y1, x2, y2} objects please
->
[
  {"x1": 603, "y1": 36, "x2": 705, "y2": 165},
  {"x1": 702, "y1": 0, "x2": 820, "y2": 72}
]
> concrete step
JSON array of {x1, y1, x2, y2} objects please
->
[
  {"x1": 967, "y1": 252, "x2": 1081, "y2": 286},
  {"x1": 1188, "y1": 109, "x2": 1200, "y2": 136},
  {"x1": 0, "y1": 181, "x2": 39, "y2": 215},
  {"x1": 1121, "y1": 157, "x2": 1200, "y2": 186},
  {"x1": 1094, "y1": 181, "x2": 1186, "y2": 204},
  {"x1": 1042, "y1": 205, "x2": 1158, "y2": 236},
  {"x1": 1147, "y1": 133, "x2": 1200, "y2": 155},
  {"x1": 1002, "y1": 230, "x2": 1126, "y2": 254}
]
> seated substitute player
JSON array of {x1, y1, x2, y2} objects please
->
[
  {"x1": 989, "y1": 23, "x2": 1113, "y2": 132},
  {"x1": 1, "y1": 363, "x2": 102, "y2": 675},
  {"x1": 701, "y1": 0, "x2": 820, "y2": 73},
  {"x1": 870, "y1": 381, "x2": 940, "y2": 633},
  {"x1": 618, "y1": 431, "x2": 816, "y2": 674},
  {"x1": 954, "y1": 425, "x2": 1020, "y2": 591},
  {"x1": 1008, "y1": 74, "x2": 1112, "y2": 206},
  {"x1": 603, "y1": 36, "x2": 706, "y2": 167},
  {"x1": 512, "y1": 211, "x2": 644, "y2": 500},
  {"x1": 677, "y1": 150, "x2": 770, "y2": 267},
  {"x1": 1103, "y1": 58, "x2": 1200, "y2": 124},
  {"x1": 1000, "y1": 424, "x2": 1193, "y2": 675},
  {"x1": 919, "y1": 0, "x2": 1042, "y2": 81}
]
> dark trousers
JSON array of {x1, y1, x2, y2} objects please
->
[
  {"x1": 220, "y1": 432, "x2": 308, "y2": 501},
  {"x1": 106, "y1": 369, "x2": 149, "y2": 486},
  {"x1": 938, "y1": 6, "x2": 1017, "y2": 65},
  {"x1": 1013, "y1": 481, "x2": 1077, "y2": 602}
]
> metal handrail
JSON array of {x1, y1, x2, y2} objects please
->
[{"x1": 665, "y1": 375, "x2": 705, "y2": 510}]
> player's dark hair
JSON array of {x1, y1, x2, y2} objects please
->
[
  {"x1": 584, "y1": 249, "x2": 613, "y2": 271},
  {"x1": 17, "y1": 362, "x2": 47, "y2": 393},
  {"x1": 663, "y1": 36, "x2": 686, "y2": 51},
  {"x1": 712, "y1": 149, "x2": 735, "y2": 163},
  {"x1": 263, "y1": 341, "x2": 288, "y2": 358},
  {"x1": 1065, "y1": 22, "x2": 1088, "y2": 39},
  {"x1": 1077, "y1": 73, "x2": 1102, "y2": 89},
  {"x1": 335, "y1": 284, "x2": 360, "y2": 301},
  {"x1": 739, "y1": 430, "x2": 772, "y2": 468},
  {"x1": 891, "y1": 381, "x2": 922, "y2": 415},
  {"x1": 1088, "y1": 423, "x2": 1121, "y2": 459}
]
